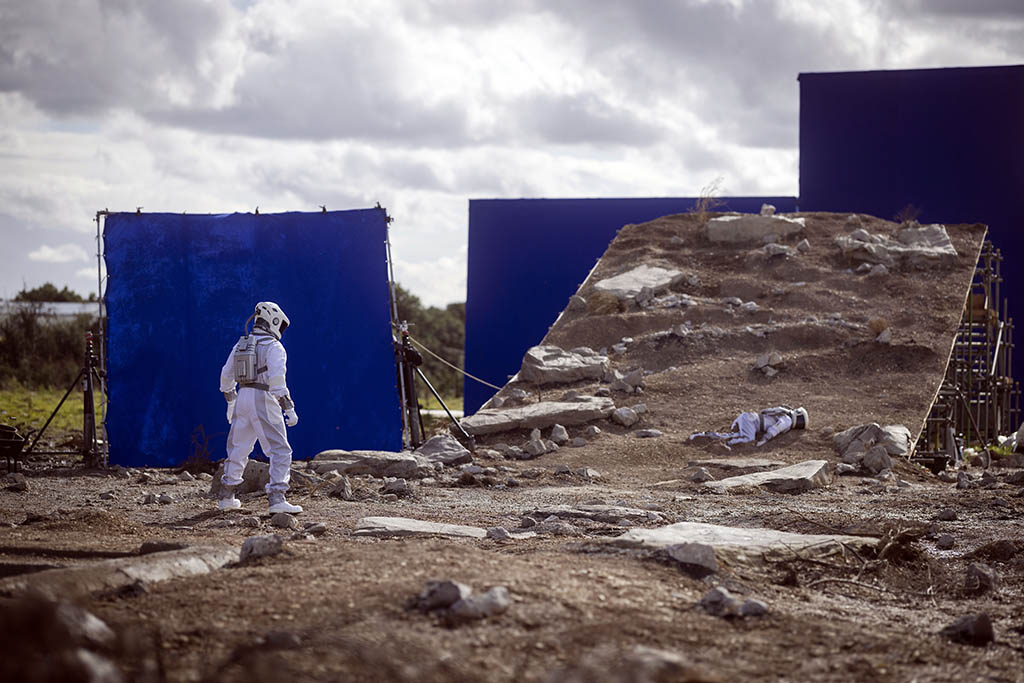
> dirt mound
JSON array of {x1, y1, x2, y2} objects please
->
[{"x1": 487, "y1": 212, "x2": 985, "y2": 467}]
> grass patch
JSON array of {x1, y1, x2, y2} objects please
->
[
  {"x1": 0, "y1": 383, "x2": 104, "y2": 435},
  {"x1": 417, "y1": 393, "x2": 463, "y2": 412}
]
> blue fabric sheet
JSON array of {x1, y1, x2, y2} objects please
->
[{"x1": 104, "y1": 209, "x2": 401, "y2": 467}]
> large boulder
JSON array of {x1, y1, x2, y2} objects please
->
[
  {"x1": 833, "y1": 423, "x2": 911, "y2": 460},
  {"x1": 310, "y1": 450, "x2": 433, "y2": 479},
  {"x1": 518, "y1": 345, "x2": 608, "y2": 385},
  {"x1": 461, "y1": 397, "x2": 615, "y2": 436},
  {"x1": 706, "y1": 214, "x2": 805, "y2": 244}
]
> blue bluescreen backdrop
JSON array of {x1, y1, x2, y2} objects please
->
[
  {"x1": 104, "y1": 209, "x2": 402, "y2": 468},
  {"x1": 799, "y1": 65, "x2": 1024, "y2": 375},
  {"x1": 464, "y1": 197, "x2": 797, "y2": 413}
]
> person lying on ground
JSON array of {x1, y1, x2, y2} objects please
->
[{"x1": 689, "y1": 406, "x2": 808, "y2": 447}]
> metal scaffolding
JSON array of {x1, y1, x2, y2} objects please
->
[{"x1": 918, "y1": 241, "x2": 1020, "y2": 467}]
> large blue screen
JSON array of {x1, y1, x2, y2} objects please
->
[
  {"x1": 104, "y1": 209, "x2": 402, "y2": 467},
  {"x1": 464, "y1": 197, "x2": 797, "y2": 413},
  {"x1": 799, "y1": 65, "x2": 1024, "y2": 375}
]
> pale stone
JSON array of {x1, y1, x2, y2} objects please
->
[
  {"x1": 310, "y1": 450, "x2": 432, "y2": 479},
  {"x1": 688, "y1": 458, "x2": 785, "y2": 472},
  {"x1": 634, "y1": 429, "x2": 663, "y2": 438},
  {"x1": 664, "y1": 542, "x2": 718, "y2": 578},
  {"x1": 270, "y1": 513, "x2": 298, "y2": 530},
  {"x1": 707, "y1": 214, "x2": 805, "y2": 244},
  {"x1": 519, "y1": 345, "x2": 608, "y2": 385},
  {"x1": 241, "y1": 535, "x2": 283, "y2": 562},
  {"x1": 461, "y1": 397, "x2": 616, "y2": 436},
  {"x1": 611, "y1": 407, "x2": 639, "y2": 427},
  {"x1": 835, "y1": 223, "x2": 957, "y2": 269},
  {"x1": 531, "y1": 504, "x2": 662, "y2": 524},
  {"x1": 610, "y1": 521, "x2": 874, "y2": 564},
  {"x1": 414, "y1": 434, "x2": 472, "y2": 467},
  {"x1": 594, "y1": 264, "x2": 685, "y2": 300},
  {"x1": 550, "y1": 424, "x2": 570, "y2": 445},
  {"x1": 353, "y1": 516, "x2": 487, "y2": 539},
  {"x1": 703, "y1": 460, "x2": 832, "y2": 494},
  {"x1": 448, "y1": 586, "x2": 511, "y2": 622},
  {"x1": 862, "y1": 446, "x2": 892, "y2": 474}
]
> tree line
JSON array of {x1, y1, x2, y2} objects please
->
[{"x1": 1, "y1": 282, "x2": 466, "y2": 400}]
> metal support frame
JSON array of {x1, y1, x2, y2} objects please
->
[{"x1": 918, "y1": 240, "x2": 1020, "y2": 468}]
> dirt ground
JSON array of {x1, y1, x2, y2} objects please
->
[{"x1": 2, "y1": 211, "x2": 1024, "y2": 682}]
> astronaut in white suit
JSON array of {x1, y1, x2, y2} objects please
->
[
  {"x1": 690, "y1": 406, "x2": 808, "y2": 447},
  {"x1": 218, "y1": 301, "x2": 302, "y2": 514}
]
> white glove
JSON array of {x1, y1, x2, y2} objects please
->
[
  {"x1": 284, "y1": 408, "x2": 298, "y2": 427},
  {"x1": 224, "y1": 390, "x2": 237, "y2": 425},
  {"x1": 756, "y1": 439, "x2": 766, "y2": 447}
]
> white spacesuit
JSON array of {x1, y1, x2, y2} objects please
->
[
  {"x1": 689, "y1": 406, "x2": 808, "y2": 447},
  {"x1": 217, "y1": 301, "x2": 302, "y2": 514}
]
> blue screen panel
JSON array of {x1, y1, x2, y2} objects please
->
[
  {"x1": 464, "y1": 196, "x2": 797, "y2": 413},
  {"x1": 799, "y1": 65, "x2": 1024, "y2": 376},
  {"x1": 104, "y1": 209, "x2": 402, "y2": 467}
]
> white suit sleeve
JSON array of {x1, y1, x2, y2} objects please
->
[
  {"x1": 219, "y1": 347, "x2": 236, "y2": 393},
  {"x1": 762, "y1": 414, "x2": 793, "y2": 442},
  {"x1": 265, "y1": 341, "x2": 291, "y2": 400}
]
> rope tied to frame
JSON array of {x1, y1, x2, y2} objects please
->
[{"x1": 392, "y1": 324, "x2": 503, "y2": 391}]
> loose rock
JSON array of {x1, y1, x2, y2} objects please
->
[
  {"x1": 940, "y1": 613, "x2": 994, "y2": 646},
  {"x1": 240, "y1": 534, "x2": 283, "y2": 562}
]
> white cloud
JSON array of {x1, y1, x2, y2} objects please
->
[
  {"x1": 28, "y1": 243, "x2": 89, "y2": 263},
  {"x1": 2, "y1": 0, "x2": 1024, "y2": 306}
]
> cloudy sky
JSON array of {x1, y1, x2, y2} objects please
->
[{"x1": 1, "y1": 0, "x2": 1022, "y2": 306}]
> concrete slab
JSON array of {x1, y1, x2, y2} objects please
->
[
  {"x1": 703, "y1": 460, "x2": 832, "y2": 494},
  {"x1": 531, "y1": 504, "x2": 663, "y2": 524},
  {"x1": 688, "y1": 457, "x2": 786, "y2": 472},
  {"x1": 594, "y1": 264, "x2": 685, "y2": 299},
  {"x1": 311, "y1": 451, "x2": 433, "y2": 478},
  {"x1": 609, "y1": 521, "x2": 874, "y2": 565},
  {"x1": 353, "y1": 516, "x2": 487, "y2": 539},
  {"x1": 461, "y1": 397, "x2": 615, "y2": 436},
  {"x1": 706, "y1": 214, "x2": 805, "y2": 244},
  {"x1": 0, "y1": 545, "x2": 237, "y2": 599},
  {"x1": 518, "y1": 345, "x2": 608, "y2": 385}
]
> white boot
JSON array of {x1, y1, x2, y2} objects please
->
[
  {"x1": 268, "y1": 491, "x2": 302, "y2": 514},
  {"x1": 218, "y1": 484, "x2": 242, "y2": 511}
]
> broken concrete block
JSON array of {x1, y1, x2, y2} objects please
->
[
  {"x1": 593, "y1": 264, "x2": 685, "y2": 300},
  {"x1": 707, "y1": 214, "x2": 805, "y2": 244},
  {"x1": 310, "y1": 451, "x2": 432, "y2": 479},
  {"x1": 460, "y1": 397, "x2": 616, "y2": 436},
  {"x1": 353, "y1": 517, "x2": 487, "y2": 539},
  {"x1": 414, "y1": 434, "x2": 472, "y2": 467},
  {"x1": 703, "y1": 460, "x2": 832, "y2": 494},
  {"x1": 519, "y1": 345, "x2": 609, "y2": 385}
]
